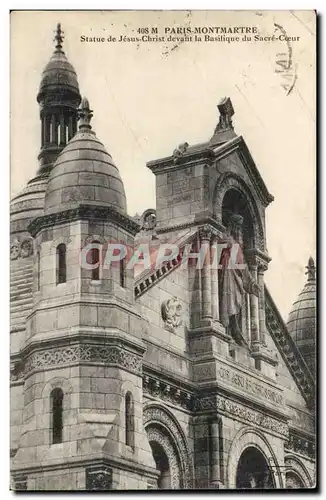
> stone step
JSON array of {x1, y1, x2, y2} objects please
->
[
  {"x1": 10, "y1": 275, "x2": 34, "y2": 287},
  {"x1": 10, "y1": 296, "x2": 33, "y2": 309},
  {"x1": 10, "y1": 290, "x2": 32, "y2": 301},
  {"x1": 10, "y1": 308, "x2": 32, "y2": 320},
  {"x1": 10, "y1": 265, "x2": 33, "y2": 277}
]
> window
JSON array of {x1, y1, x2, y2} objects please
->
[
  {"x1": 125, "y1": 392, "x2": 134, "y2": 448},
  {"x1": 36, "y1": 251, "x2": 40, "y2": 291},
  {"x1": 56, "y1": 244, "x2": 66, "y2": 284},
  {"x1": 91, "y1": 241, "x2": 101, "y2": 281},
  {"x1": 120, "y1": 257, "x2": 126, "y2": 288},
  {"x1": 51, "y1": 388, "x2": 63, "y2": 444}
]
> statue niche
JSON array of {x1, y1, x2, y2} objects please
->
[{"x1": 218, "y1": 189, "x2": 259, "y2": 347}]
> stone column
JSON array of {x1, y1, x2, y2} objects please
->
[
  {"x1": 210, "y1": 420, "x2": 222, "y2": 487},
  {"x1": 60, "y1": 115, "x2": 65, "y2": 145},
  {"x1": 211, "y1": 234, "x2": 219, "y2": 321},
  {"x1": 68, "y1": 116, "x2": 73, "y2": 141},
  {"x1": 41, "y1": 116, "x2": 44, "y2": 147},
  {"x1": 200, "y1": 227, "x2": 212, "y2": 321},
  {"x1": 51, "y1": 115, "x2": 58, "y2": 145},
  {"x1": 44, "y1": 115, "x2": 50, "y2": 145},
  {"x1": 258, "y1": 264, "x2": 267, "y2": 346},
  {"x1": 249, "y1": 264, "x2": 260, "y2": 344}
]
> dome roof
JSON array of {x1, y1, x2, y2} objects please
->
[
  {"x1": 44, "y1": 98, "x2": 127, "y2": 215},
  {"x1": 287, "y1": 257, "x2": 316, "y2": 374},
  {"x1": 37, "y1": 24, "x2": 80, "y2": 100},
  {"x1": 11, "y1": 176, "x2": 48, "y2": 235}
]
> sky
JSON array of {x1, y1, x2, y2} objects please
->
[{"x1": 10, "y1": 10, "x2": 316, "y2": 320}]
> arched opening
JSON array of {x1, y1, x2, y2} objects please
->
[
  {"x1": 236, "y1": 446, "x2": 275, "y2": 489},
  {"x1": 120, "y1": 257, "x2": 126, "y2": 287},
  {"x1": 222, "y1": 188, "x2": 255, "y2": 249},
  {"x1": 36, "y1": 251, "x2": 40, "y2": 291},
  {"x1": 91, "y1": 241, "x2": 101, "y2": 281},
  {"x1": 125, "y1": 392, "x2": 134, "y2": 448},
  {"x1": 218, "y1": 188, "x2": 258, "y2": 346},
  {"x1": 56, "y1": 243, "x2": 66, "y2": 284},
  {"x1": 150, "y1": 441, "x2": 171, "y2": 490},
  {"x1": 51, "y1": 388, "x2": 63, "y2": 444},
  {"x1": 286, "y1": 471, "x2": 305, "y2": 489}
]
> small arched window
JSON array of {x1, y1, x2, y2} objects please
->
[
  {"x1": 120, "y1": 257, "x2": 126, "y2": 288},
  {"x1": 125, "y1": 392, "x2": 134, "y2": 448},
  {"x1": 56, "y1": 243, "x2": 66, "y2": 284},
  {"x1": 36, "y1": 251, "x2": 40, "y2": 291},
  {"x1": 91, "y1": 241, "x2": 101, "y2": 281},
  {"x1": 51, "y1": 388, "x2": 63, "y2": 444}
]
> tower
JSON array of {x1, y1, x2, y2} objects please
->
[
  {"x1": 287, "y1": 257, "x2": 316, "y2": 375},
  {"x1": 37, "y1": 23, "x2": 81, "y2": 175},
  {"x1": 11, "y1": 98, "x2": 157, "y2": 490}
]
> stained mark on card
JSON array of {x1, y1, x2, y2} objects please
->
[{"x1": 274, "y1": 23, "x2": 298, "y2": 96}]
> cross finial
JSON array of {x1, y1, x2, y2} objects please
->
[
  {"x1": 78, "y1": 97, "x2": 93, "y2": 130},
  {"x1": 54, "y1": 23, "x2": 64, "y2": 51},
  {"x1": 305, "y1": 256, "x2": 316, "y2": 282}
]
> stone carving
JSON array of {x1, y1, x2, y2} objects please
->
[
  {"x1": 285, "y1": 432, "x2": 315, "y2": 460},
  {"x1": 143, "y1": 405, "x2": 193, "y2": 488},
  {"x1": 23, "y1": 344, "x2": 142, "y2": 376},
  {"x1": 137, "y1": 208, "x2": 158, "y2": 240},
  {"x1": 20, "y1": 238, "x2": 34, "y2": 258},
  {"x1": 86, "y1": 466, "x2": 112, "y2": 490},
  {"x1": 173, "y1": 142, "x2": 189, "y2": 162},
  {"x1": 143, "y1": 375, "x2": 193, "y2": 411},
  {"x1": 10, "y1": 239, "x2": 20, "y2": 260},
  {"x1": 147, "y1": 426, "x2": 181, "y2": 489},
  {"x1": 286, "y1": 473, "x2": 304, "y2": 489},
  {"x1": 161, "y1": 297, "x2": 183, "y2": 333},
  {"x1": 195, "y1": 394, "x2": 288, "y2": 437}
]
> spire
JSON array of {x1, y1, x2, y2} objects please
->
[
  {"x1": 210, "y1": 97, "x2": 237, "y2": 146},
  {"x1": 54, "y1": 23, "x2": 64, "y2": 52},
  {"x1": 305, "y1": 256, "x2": 316, "y2": 282},
  {"x1": 78, "y1": 97, "x2": 93, "y2": 130}
]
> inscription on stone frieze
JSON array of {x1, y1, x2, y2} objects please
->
[{"x1": 218, "y1": 365, "x2": 284, "y2": 406}]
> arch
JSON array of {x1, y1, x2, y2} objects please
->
[
  {"x1": 284, "y1": 454, "x2": 313, "y2": 488},
  {"x1": 143, "y1": 404, "x2": 194, "y2": 489},
  {"x1": 147, "y1": 425, "x2": 182, "y2": 489},
  {"x1": 50, "y1": 387, "x2": 63, "y2": 444},
  {"x1": 36, "y1": 250, "x2": 40, "y2": 291},
  {"x1": 236, "y1": 446, "x2": 275, "y2": 489},
  {"x1": 125, "y1": 391, "x2": 135, "y2": 449},
  {"x1": 42, "y1": 376, "x2": 73, "y2": 413},
  {"x1": 213, "y1": 172, "x2": 265, "y2": 250},
  {"x1": 56, "y1": 243, "x2": 66, "y2": 284},
  {"x1": 90, "y1": 240, "x2": 101, "y2": 281},
  {"x1": 227, "y1": 427, "x2": 283, "y2": 488}
]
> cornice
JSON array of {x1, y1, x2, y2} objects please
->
[
  {"x1": 27, "y1": 204, "x2": 140, "y2": 237},
  {"x1": 265, "y1": 285, "x2": 315, "y2": 408}
]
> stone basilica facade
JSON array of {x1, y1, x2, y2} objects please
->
[{"x1": 10, "y1": 25, "x2": 316, "y2": 490}]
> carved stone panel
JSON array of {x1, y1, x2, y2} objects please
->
[
  {"x1": 161, "y1": 297, "x2": 183, "y2": 333},
  {"x1": 86, "y1": 466, "x2": 112, "y2": 491}
]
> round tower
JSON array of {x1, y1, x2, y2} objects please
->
[
  {"x1": 287, "y1": 257, "x2": 316, "y2": 375},
  {"x1": 37, "y1": 23, "x2": 81, "y2": 175}
]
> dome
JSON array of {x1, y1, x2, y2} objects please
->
[
  {"x1": 11, "y1": 176, "x2": 48, "y2": 235},
  {"x1": 37, "y1": 24, "x2": 80, "y2": 101},
  {"x1": 44, "y1": 98, "x2": 127, "y2": 215},
  {"x1": 287, "y1": 257, "x2": 316, "y2": 374}
]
